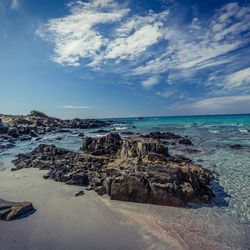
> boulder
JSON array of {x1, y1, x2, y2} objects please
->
[
  {"x1": 0, "y1": 199, "x2": 34, "y2": 221},
  {"x1": 81, "y1": 132, "x2": 122, "y2": 156}
]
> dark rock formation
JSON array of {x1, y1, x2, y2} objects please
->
[
  {"x1": 142, "y1": 131, "x2": 192, "y2": 145},
  {"x1": 12, "y1": 132, "x2": 214, "y2": 207},
  {"x1": 230, "y1": 144, "x2": 244, "y2": 149},
  {"x1": 179, "y1": 138, "x2": 192, "y2": 145},
  {"x1": 81, "y1": 132, "x2": 122, "y2": 156},
  {"x1": 0, "y1": 199, "x2": 34, "y2": 221},
  {"x1": 0, "y1": 111, "x2": 114, "y2": 143}
]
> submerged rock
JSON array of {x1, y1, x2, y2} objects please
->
[
  {"x1": 0, "y1": 199, "x2": 34, "y2": 221},
  {"x1": 12, "y1": 132, "x2": 214, "y2": 206}
]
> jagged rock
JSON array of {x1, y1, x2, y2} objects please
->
[
  {"x1": 12, "y1": 132, "x2": 214, "y2": 207},
  {"x1": 0, "y1": 112, "x2": 115, "y2": 141},
  {"x1": 81, "y1": 132, "x2": 122, "y2": 156},
  {"x1": 0, "y1": 199, "x2": 34, "y2": 221}
]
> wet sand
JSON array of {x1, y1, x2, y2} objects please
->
[{"x1": 0, "y1": 169, "x2": 249, "y2": 250}]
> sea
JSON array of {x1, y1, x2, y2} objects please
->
[{"x1": 1, "y1": 114, "x2": 250, "y2": 225}]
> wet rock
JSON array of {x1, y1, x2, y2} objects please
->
[
  {"x1": 78, "y1": 132, "x2": 85, "y2": 137},
  {"x1": 12, "y1": 133, "x2": 214, "y2": 206},
  {"x1": 179, "y1": 138, "x2": 192, "y2": 145},
  {"x1": 7, "y1": 127, "x2": 19, "y2": 138},
  {"x1": 142, "y1": 131, "x2": 183, "y2": 140},
  {"x1": 19, "y1": 135, "x2": 32, "y2": 141},
  {"x1": 230, "y1": 144, "x2": 244, "y2": 149},
  {"x1": 0, "y1": 199, "x2": 34, "y2": 221},
  {"x1": 120, "y1": 131, "x2": 135, "y2": 135},
  {"x1": 0, "y1": 142, "x2": 15, "y2": 150}
]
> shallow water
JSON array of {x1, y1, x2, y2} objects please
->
[{"x1": 1, "y1": 114, "x2": 250, "y2": 225}]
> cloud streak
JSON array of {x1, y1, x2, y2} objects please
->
[{"x1": 62, "y1": 105, "x2": 92, "y2": 109}]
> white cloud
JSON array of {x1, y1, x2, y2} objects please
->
[
  {"x1": 133, "y1": 2, "x2": 250, "y2": 87},
  {"x1": 156, "y1": 90, "x2": 175, "y2": 98},
  {"x1": 225, "y1": 67, "x2": 250, "y2": 89},
  {"x1": 11, "y1": 0, "x2": 20, "y2": 10},
  {"x1": 39, "y1": 0, "x2": 129, "y2": 66},
  {"x1": 105, "y1": 24, "x2": 163, "y2": 60},
  {"x1": 166, "y1": 95, "x2": 250, "y2": 115},
  {"x1": 38, "y1": 1, "x2": 250, "y2": 99},
  {"x1": 62, "y1": 105, "x2": 92, "y2": 109},
  {"x1": 142, "y1": 76, "x2": 159, "y2": 89}
]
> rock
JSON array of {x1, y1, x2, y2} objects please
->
[
  {"x1": 179, "y1": 138, "x2": 192, "y2": 145},
  {"x1": 7, "y1": 127, "x2": 19, "y2": 138},
  {"x1": 0, "y1": 124, "x2": 8, "y2": 134},
  {"x1": 85, "y1": 186, "x2": 93, "y2": 191},
  {"x1": 230, "y1": 144, "x2": 244, "y2": 149},
  {"x1": 11, "y1": 132, "x2": 214, "y2": 207},
  {"x1": 0, "y1": 199, "x2": 34, "y2": 221},
  {"x1": 143, "y1": 131, "x2": 193, "y2": 145},
  {"x1": 75, "y1": 190, "x2": 85, "y2": 197},
  {"x1": 143, "y1": 131, "x2": 183, "y2": 140},
  {"x1": 78, "y1": 132, "x2": 85, "y2": 137},
  {"x1": 30, "y1": 110, "x2": 48, "y2": 118},
  {"x1": 81, "y1": 132, "x2": 122, "y2": 156},
  {"x1": 120, "y1": 131, "x2": 135, "y2": 135},
  {"x1": 0, "y1": 142, "x2": 15, "y2": 150},
  {"x1": 0, "y1": 112, "x2": 115, "y2": 139},
  {"x1": 19, "y1": 135, "x2": 32, "y2": 141}
]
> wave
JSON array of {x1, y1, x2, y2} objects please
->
[
  {"x1": 239, "y1": 129, "x2": 248, "y2": 133},
  {"x1": 209, "y1": 130, "x2": 219, "y2": 134},
  {"x1": 115, "y1": 126, "x2": 128, "y2": 131}
]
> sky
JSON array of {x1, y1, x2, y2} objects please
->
[{"x1": 0, "y1": 0, "x2": 250, "y2": 118}]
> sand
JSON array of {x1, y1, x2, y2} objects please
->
[
  {"x1": 0, "y1": 169, "x2": 249, "y2": 250},
  {"x1": 0, "y1": 169, "x2": 155, "y2": 250}
]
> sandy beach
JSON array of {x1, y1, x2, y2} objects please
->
[
  {"x1": 0, "y1": 168, "x2": 249, "y2": 250},
  {"x1": 0, "y1": 169, "x2": 154, "y2": 250}
]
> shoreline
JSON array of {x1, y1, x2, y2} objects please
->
[{"x1": 0, "y1": 168, "x2": 249, "y2": 250}]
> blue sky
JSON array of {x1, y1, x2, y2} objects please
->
[{"x1": 0, "y1": 0, "x2": 250, "y2": 118}]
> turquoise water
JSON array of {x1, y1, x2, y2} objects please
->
[{"x1": 1, "y1": 114, "x2": 250, "y2": 223}]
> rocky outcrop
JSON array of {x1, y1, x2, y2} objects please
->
[
  {"x1": 0, "y1": 199, "x2": 34, "y2": 221},
  {"x1": 12, "y1": 132, "x2": 214, "y2": 207},
  {"x1": 81, "y1": 132, "x2": 122, "y2": 156},
  {"x1": 142, "y1": 131, "x2": 192, "y2": 145},
  {"x1": 0, "y1": 111, "x2": 114, "y2": 150}
]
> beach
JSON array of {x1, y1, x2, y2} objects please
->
[
  {"x1": 0, "y1": 169, "x2": 149, "y2": 250},
  {"x1": 0, "y1": 168, "x2": 249, "y2": 250}
]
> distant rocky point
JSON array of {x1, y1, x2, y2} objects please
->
[
  {"x1": 12, "y1": 132, "x2": 214, "y2": 207},
  {"x1": 0, "y1": 111, "x2": 114, "y2": 151}
]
